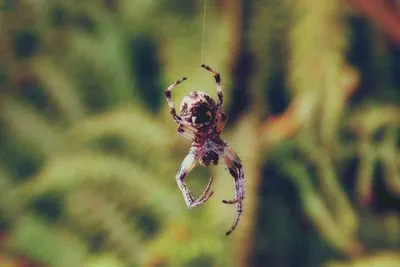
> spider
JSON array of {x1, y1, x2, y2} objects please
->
[{"x1": 164, "y1": 64, "x2": 245, "y2": 236}]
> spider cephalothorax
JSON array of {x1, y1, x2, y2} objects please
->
[{"x1": 164, "y1": 64, "x2": 245, "y2": 235}]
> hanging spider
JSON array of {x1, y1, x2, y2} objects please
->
[{"x1": 164, "y1": 64, "x2": 245, "y2": 235}]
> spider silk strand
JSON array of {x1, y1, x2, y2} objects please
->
[{"x1": 201, "y1": 0, "x2": 207, "y2": 64}]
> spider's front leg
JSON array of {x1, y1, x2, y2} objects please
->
[
  {"x1": 201, "y1": 64, "x2": 223, "y2": 110},
  {"x1": 201, "y1": 64, "x2": 227, "y2": 135},
  {"x1": 176, "y1": 149, "x2": 214, "y2": 209},
  {"x1": 220, "y1": 146, "x2": 245, "y2": 235},
  {"x1": 164, "y1": 77, "x2": 187, "y2": 123},
  {"x1": 216, "y1": 112, "x2": 228, "y2": 134},
  {"x1": 165, "y1": 77, "x2": 199, "y2": 140}
]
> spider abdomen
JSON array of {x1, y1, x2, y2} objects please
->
[{"x1": 179, "y1": 91, "x2": 217, "y2": 127}]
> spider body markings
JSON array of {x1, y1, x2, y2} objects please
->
[{"x1": 164, "y1": 64, "x2": 245, "y2": 236}]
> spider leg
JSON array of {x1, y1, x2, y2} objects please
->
[
  {"x1": 176, "y1": 121, "x2": 201, "y2": 142},
  {"x1": 216, "y1": 112, "x2": 228, "y2": 134},
  {"x1": 165, "y1": 77, "x2": 188, "y2": 123},
  {"x1": 201, "y1": 64, "x2": 223, "y2": 110},
  {"x1": 177, "y1": 123, "x2": 196, "y2": 141},
  {"x1": 220, "y1": 146, "x2": 245, "y2": 235},
  {"x1": 176, "y1": 149, "x2": 214, "y2": 209}
]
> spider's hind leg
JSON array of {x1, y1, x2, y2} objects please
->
[
  {"x1": 220, "y1": 146, "x2": 245, "y2": 235},
  {"x1": 176, "y1": 150, "x2": 214, "y2": 209},
  {"x1": 221, "y1": 147, "x2": 245, "y2": 204}
]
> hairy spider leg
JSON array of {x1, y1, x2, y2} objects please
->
[
  {"x1": 164, "y1": 77, "x2": 188, "y2": 123},
  {"x1": 221, "y1": 146, "x2": 245, "y2": 204},
  {"x1": 216, "y1": 112, "x2": 228, "y2": 134},
  {"x1": 201, "y1": 64, "x2": 223, "y2": 109},
  {"x1": 176, "y1": 150, "x2": 214, "y2": 208},
  {"x1": 164, "y1": 77, "x2": 198, "y2": 140},
  {"x1": 220, "y1": 146, "x2": 245, "y2": 235},
  {"x1": 177, "y1": 124, "x2": 196, "y2": 141},
  {"x1": 201, "y1": 64, "x2": 226, "y2": 133}
]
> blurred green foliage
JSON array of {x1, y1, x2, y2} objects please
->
[{"x1": 0, "y1": 0, "x2": 399, "y2": 267}]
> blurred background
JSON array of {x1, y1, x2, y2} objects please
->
[{"x1": 0, "y1": 0, "x2": 399, "y2": 266}]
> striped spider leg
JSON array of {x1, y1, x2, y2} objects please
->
[
  {"x1": 220, "y1": 146, "x2": 245, "y2": 235},
  {"x1": 176, "y1": 148, "x2": 214, "y2": 208}
]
